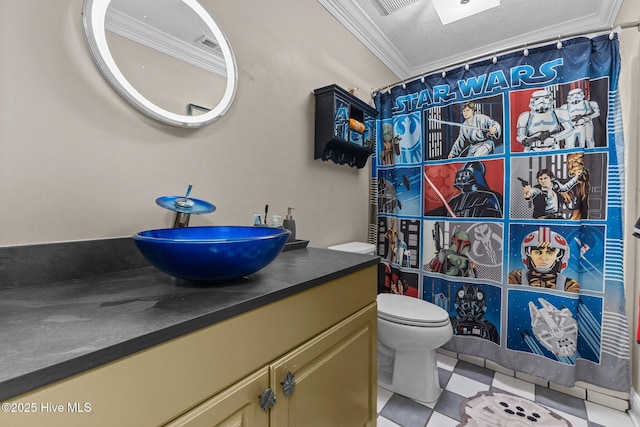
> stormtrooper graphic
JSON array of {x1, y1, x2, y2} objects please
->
[
  {"x1": 516, "y1": 89, "x2": 574, "y2": 151},
  {"x1": 562, "y1": 88, "x2": 600, "y2": 148}
]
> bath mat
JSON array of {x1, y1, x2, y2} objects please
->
[{"x1": 458, "y1": 390, "x2": 572, "y2": 427}]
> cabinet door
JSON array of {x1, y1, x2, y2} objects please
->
[
  {"x1": 164, "y1": 367, "x2": 270, "y2": 427},
  {"x1": 269, "y1": 304, "x2": 377, "y2": 427}
]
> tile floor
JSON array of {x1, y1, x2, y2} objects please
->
[{"x1": 377, "y1": 352, "x2": 635, "y2": 427}]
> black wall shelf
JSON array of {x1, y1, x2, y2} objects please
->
[{"x1": 313, "y1": 84, "x2": 379, "y2": 169}]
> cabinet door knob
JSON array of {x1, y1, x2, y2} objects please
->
[
  {"x1": 281, "y1": 371, "x2": 296, "y2": 397},
  {"x1": 258, "y1": 388, "x2": 276, "y2": 411}
]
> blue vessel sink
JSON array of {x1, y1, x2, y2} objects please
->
[{"x1": 133, "y1": 226, "x2": 291, "y2": 282}]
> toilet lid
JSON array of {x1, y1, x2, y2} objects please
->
[{"x1": 377, "y1": 293, "x2": 451, "y2": 327}]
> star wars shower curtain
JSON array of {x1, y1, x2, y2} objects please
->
[{"x1": 373, "y1": 34, "x2": 630, "y2": 391}]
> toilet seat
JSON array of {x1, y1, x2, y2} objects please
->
[{"x1": 377, "y1": 293, "x2": 451, "y2": 327}]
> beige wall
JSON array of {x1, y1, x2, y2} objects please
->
[
  {"x1": 0, "y1": 0, "x2": 396, "y2": 248},
  {"x1": 617, "y1": 0, "x2": 640, "y2": 396}
]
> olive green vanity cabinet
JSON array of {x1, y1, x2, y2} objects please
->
[
  {"x1": 268, "y1": 305, "x2": 375, "y2": 427},
  {"x1": 165, "y1": 367, "x2": 271, "y2": 427},
  {"x1": 168, "y1": 303, "x2": 375, "y2": 427},
  {"x1": 2, "y1": 266, "x2": 377, "y2": 427}
]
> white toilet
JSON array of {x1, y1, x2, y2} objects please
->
[
  {"x1": 377, "y1": 293, "x2": 453, "y2": 403},
  {"x1": 327, "y1": 242, "x2": 454, "y2": 404}
]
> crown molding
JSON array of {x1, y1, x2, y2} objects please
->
[
  {"x1": 317, "y1": 0, "x2": 411, "y2": 79},
  {"x1": 317, "y1": 0, "x2": 624, "y2": 82},
  {"x1": 105, "y1": 8, "x2": 226, "y2": 76},
  {"x1": 600, "y1": 0, "x2": 625, "y2": 24}
]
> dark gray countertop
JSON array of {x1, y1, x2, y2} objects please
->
[{"x1": 0, "y1": 247, "x2": 379, "y2": 401}]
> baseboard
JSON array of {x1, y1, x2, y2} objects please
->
[{"x1": 631, "y1": 388, "x2": 640, "y2": 427}]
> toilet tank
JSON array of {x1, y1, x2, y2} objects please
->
[{"x1": 328, "y1": 242, "x2": 377, "y2": 255}]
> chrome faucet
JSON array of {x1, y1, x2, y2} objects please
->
[{"x1": 156, "y1": 184, "x2": 216, "y2": 227}]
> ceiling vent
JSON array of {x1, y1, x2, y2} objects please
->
[
  {"x1": 198, "y1": 35, "x2": 221, "y2": 52},
  {"x1": 373, "y1": 0, "x2": 419, "y2": 15}
]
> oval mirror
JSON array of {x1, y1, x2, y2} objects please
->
[{"x1": 82, "y1": 0, "x2": 237, "y2": 128}]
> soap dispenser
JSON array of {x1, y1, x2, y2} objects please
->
[{"x1": 283, "y1": 207, "x2": 296, "y2": 242}]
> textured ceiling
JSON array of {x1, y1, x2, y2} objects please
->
[{"x1": 317, "y1": 0, "x2": 624, "y2": 81}]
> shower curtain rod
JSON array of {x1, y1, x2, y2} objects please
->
[{"x1": 373, "y1": 20, "x2": 640, "y2": 96}]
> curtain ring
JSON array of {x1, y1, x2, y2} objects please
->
[
  {"x1": 441, "y1": 69, "x2": 446, "y2": 78},
  {"x1": 556, "y1": 35, "x2": 563, "y2": 49},
  {"x1": 492, "y1": 53, "x2": 498, "y2": 64},
  {"x1": 402, "y1": 80, "x2": 406, "y2": 89},
  {"x1": 464, "y1": 64, "x2": 470, "y2": 71},
  {"x1": 420, "y1": 74, "x2": 425, "y2": 83},
  {"x1": 523, "y1": 43, "x2": 529, "y2": 57},
  {"x1": 609, "y1": 26, "x2": 615, "y2": 40}
]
